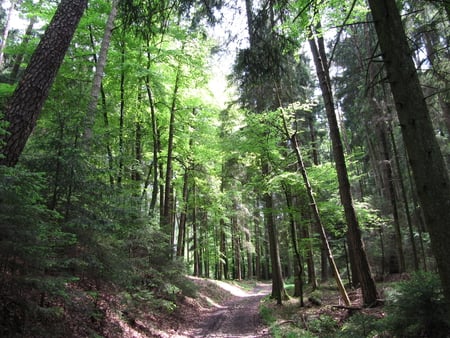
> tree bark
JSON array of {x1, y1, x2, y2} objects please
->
[
  {"x1": 263, "y1": 161, "x2": 287, "y2": 304},
  {"x1": 309, "y1": 28, "x2": 378, "y2": 306},
  {"x1": 368, "y1": 0, "x2": 450, "y2": 304},
  {"x1": 289, "y1": 130, "x2": 351, "y2": 306},
  {"x1": 0, "y1": 0, "x2": 88, "y2": 166},
  {"x1": 84, "y1": 0, "x2": 118, "y2": 144}
]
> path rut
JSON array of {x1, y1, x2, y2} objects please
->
[{"x1": 181, "y1": 283, "x2": 272, "y2": 338}]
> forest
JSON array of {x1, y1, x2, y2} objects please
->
[{"x1": 0, "y1": 0, "x2": 449, "y2": 337}]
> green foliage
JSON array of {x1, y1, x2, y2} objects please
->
[
  {"x1": 339, "y1": 313, "x2": 382, "y2": 338},
  {"x1": 307, "y1": 314, "x2": 338, "y2": 336},
  {"x1": 0, "y1": 165, "x2": 76, "y2": 335},
  {"x1": 382, "y1": 271, "x2": 450, "y2": 337}
]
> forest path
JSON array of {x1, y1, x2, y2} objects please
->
[{"x1": 178, "y1": 280, "x2": 272, "y2": 337}]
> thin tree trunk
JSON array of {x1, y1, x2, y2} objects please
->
[
  {"x1": 284, "y1": 187, "x2": 304, "y2": 306},
  {"x1": 288, "y1": 129, "x2": 351, "y2": 306},
  {"x1": 0, "y1": 0, "x2": 16, "y2": 68},
  {"x1": 263, "y1": 162, "x2": 287, "y2": 304},
  {"x1": 117, "y1": 39, "x2": 125, "y2": 186},
  {"x1": 11, "y1": 16, "x2": 37, "y2": 81},
  {"x1": 368, "y1": 0, "x2": 450, "y2": 304},
  {"x1": 177, "y1": 167, "x2": 189, "y2": 257},
  {"x1": 309, "y1": 27, "x2": 378, "y2": 306},
  {"x1": 388, "y1": 119, "x2": 419, "y2": 270},
  {"x1": 379, "y1": 124, "x2": 405, "y2": 272},
  {"x1": 144, "y1": 47, "x2": 159, "y2": 213},
  {"x1": 83, "y1": 0, "x2": 117, "y2": 144},
  {"x1": 162, "y1": 44, "x2": 184, "y2": 244},
  {"x1": 232, "y1": 205, "x2": 242, "y2": 279},
  {"x1": 101, "y1": 83, "x2": 114, "y2": 186}
]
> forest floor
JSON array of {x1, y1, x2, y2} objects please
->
[
  {"x1": 111, "y1": 276, "x2": 387, "y2": 338},
  {"x1": 99, "y1": 277, "x2": 272, "y2": 338},
  {"x1": 62, "y1": 276, "x2": 394, "y2": 337},
  {"x1": 175, "y1": 278, "x2": 272, "y2": 337}
]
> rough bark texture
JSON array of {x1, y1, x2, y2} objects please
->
[
  {"x1": 0, "y1": 0, "x2": 88, "y2": 166},
  {"x1": 309, "y1": 31, "x2": 378, "y2": 306},
  {"x1": 368, "y1": 0, "x2": 450, "y2": 304}
]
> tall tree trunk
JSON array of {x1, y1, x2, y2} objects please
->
[
  {"x1": 117, "y1": 39, "x2": 125, "y2": 186},
  {"x1": 284, "y1": 187, "x2": 304, "y2": 306},
  {"x1": 144, "y1": 46, "x2": 160, "y2": 213},
  {"x1": 177, "y1": 167, "x2": 189, "y2": 257},
  {"x1": 83, "y1": 0, "x2": 117, "y2": 144},
  {"x1": 422, "y1": 25, "x2": 450, "y2": 136},
  {"x1": 0, "y1": 0, "x2": 88, "y2": 166},
  {"x1": 263, "y1": 161, "x2": 287, "y2": 304},
  {"x1": 11, "y1": 16, "x2": 37, "y2": 81},
  {"x1": 101, "y1": 84, "x2": 114, "y2": 186},
  {"x1": 368, "y1": 0, "x2": 450, "y2": 304},
  {"x1": 232, "y1": 205, "x2": 242, "y2": 280},
  {"x1": 0, "y1": 0, "x2": 16, "y2": 68},
  {"x1": 288, "y1": 129, "x2": 351, "y2": 306},
  {"x1": 309, "y1": 28, "x2": 378, "y2": 306},
  {"x1": 254, "y1": 201, "x2": 262, "y2": 280},
  {"x1": 162, "y1": 44, "x2": 184, "y2": 246},
  {"x1": 388, "y1": 119, "x2": 419, "y2": 270},
  {"x1": 379, "y1": 123, "x2": 405, "y2": 273}
]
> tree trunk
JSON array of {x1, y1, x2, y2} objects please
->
[
  {"x1": 0, "y1": 0, "x2": 88, "y2": 166},
  {"x1": 117, "y1": 39, "x2": 125, "y2": 186},
  {"x1": 83, "y1": 0, "x2": 118, "y2": 144},
  {"x1": 284, "y1": 187, "x2": 304, "y2": 306},
  {"x1": 388, "y1": 120, "x2": 419, "y2": 271},
  {"x1": 11, "y1": 16, "x2": 37, "y2": 81},
  {"x1": 309, "y1": 27, "x2": 378, "y2": 306},
  {"x1": 144, "y1": 46, "x2": 160, "y2": 213},
  {"x1": 162, "y1": 44, "x2": 184, "y2": 245},
  {"x1": 232, "y1": 207, "x2": 242, "y2": 280},
  {"x1": 288, "y1": 129, "x2": 351, "y2": 306},
  {"x1": 177, "y1": 167, "x2": 189, "y2": 257},
  {"x1": 0, "y1": 0, "x2": 16, "y2": 69},
  {"x1": 263, "y1": 161, "x2": 287, "y2": 304},
  {"x1": 368, "y1": 0, "x2": 450, "y2": 304}
]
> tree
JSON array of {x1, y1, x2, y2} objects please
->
[
  {"x1": 0, "y1": 0, "x2": 88, "y2": 166},
  {"x1": 308, "y1": 26, "x2": 379, "y2": 306},
  {"x1": 367, "y1": 0, "x2": 450, "y2": 305}
]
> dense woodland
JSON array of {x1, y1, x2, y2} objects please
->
[{"x1": 0, "y1": 0, "x2": 449, "y2": 336}]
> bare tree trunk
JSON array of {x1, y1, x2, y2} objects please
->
[
  {"x1": 83, "y1": 0, "x2": 117, "y2": 144},
  {"x1": 309, "y1": 27, "x2": 378, "y2": 306},
  {"x1": 263, "y1": 161, "x2": 287, "y2": 304},
  {"x1": 0, "y1": 0, "x2": 88, "y2": 166},
  {"x1": 288, "y1": 130, "x2": 351, "y2": 306},
  {"x1": 11, "y1": 16, "x2": 37, "y2": 81},
  {"x1": 177, "y1": 167, "x2": 189, "y2": 257},
  {"x1": 368, "y1": 0, "x2": 450, "y2": 304},
  {"x1": 0, "y1": 0, "x2": 16, "y2": 68},
  {"x1": 388, "y1": 119, "x2": 419, "y2": 270},
  {"x1": 284, "y1": 187, "x2": 304, "y2": 306},
  {"x1": 162, "y1": 43, "x2": 184, "y2": 247}
]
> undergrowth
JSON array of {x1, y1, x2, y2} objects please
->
[{"x1": 259, "y1": 271, "x2": 450, "y2": 338}]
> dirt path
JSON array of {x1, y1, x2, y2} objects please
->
[{"x1": 179, "y1": 282, "x2": 272, "y2": 338}]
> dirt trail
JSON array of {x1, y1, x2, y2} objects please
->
[{"x1": 179, "y1": 282, "x2": 272, "y2": 338}]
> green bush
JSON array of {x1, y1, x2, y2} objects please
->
[
  {"x1": 308, "y1": 314, "x2": 338, "y2": 336},
  {"x1": 339, "y1": 313, "x2": 382, "y2": 338},
  {"x1": 383, "y1": 271, "x2": 450, "y2": 337}
]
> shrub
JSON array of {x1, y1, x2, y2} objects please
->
[
  {"x1": 383, "y1": 271, "x2": 450, "y2": 337},
  {"x1": 339, "y1": 313, "x2": 382, "y2": 338}
]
